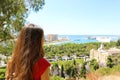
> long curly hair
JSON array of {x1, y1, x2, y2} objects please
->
[{"x1": 6, "y1": 24, "x2": 45, "y2": 80}]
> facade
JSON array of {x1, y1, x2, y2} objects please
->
[
  {"x1": 47, "y1": 34, "x2": 58, "y2": 41},
  {"x1": 90, "y1": 43, "x2": 120, "y2": 67}
]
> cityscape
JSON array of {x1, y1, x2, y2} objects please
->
[
  {"x1": 1, "y1": 34, "x2": 120, "y2": 79},
  {"x1": 1, "y1": 0, "x2": 120, "y2": 80}
]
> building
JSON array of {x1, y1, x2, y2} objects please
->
[
  {"x1": 96, "y1": 37, "x2": 111, "y2": 42},
  {"x1": 47, "y1": 34, "x2": 58, "y2": 41},
  {"x1": 0, "y1": 54, "x2": 7, "y2": 67},
  {"x1": 90, "y1": 43, "x2": 120, "y2": 67}
]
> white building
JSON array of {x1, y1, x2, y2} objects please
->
[
  {"x1": 96, "y1": 37, "x2": 111, "y2": 42},
  {"x1": 90, "y1": 43, "x2": 120, "y2": 67},
  {"x1": 47, "y1": 34, "x2": 58, "y2": 41}
]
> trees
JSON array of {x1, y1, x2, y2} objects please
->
[
  {"x1": 0, "y1": 40, "x2": 14, "y2": 56},
  {"x1": 0, "y1": 0, "x2": 45, "y2": 41},
  {"x1": 107, "y1": 56, "x2": 114, "y2": 68},
  {"x1": 65, "y1": 61, "x2": 78, "y2": 78},
  {"x1": 80, "y1": 62, "x2": 87, "y2": 78},
  {"x1": 90, "y1": 59, "x2": 99, "y2": 71},
  {"x1": 0, "y1": 0, "x2": 45, "y2": 56},
  {"x1": 44, "y1": 42, "x2": 117, "y2": 59},
  {"x1": 116, "y1": 39, "x2": 120, "y2": 47},
  {"x1": 61, "y1": 65, "x2": 65, "y2": 78}
]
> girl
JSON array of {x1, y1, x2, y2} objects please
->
[{"x1": 6, "y1": 24, "x2": 50, "y2": 80}]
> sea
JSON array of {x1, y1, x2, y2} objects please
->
[{"x1": 56, "y1": 35, "x2": 120, "y2": 44}]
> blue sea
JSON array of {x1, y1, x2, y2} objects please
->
[
  {"x1": 57, "y1": 35, "x2": 120, "y2": 44},
  {"x1": 45, "y1": 35, "x2": 120, "y2": 45}
]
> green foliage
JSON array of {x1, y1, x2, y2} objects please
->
[
  {"x1": 107, "y1": 56, "x2": 114, "y2": 68},
  {"x1": 116, "y1": 39, "x2": 120, "y2": 46},
  {"x1": 51, "y1": 59, "x2": 84, "y2": 67},
  {"x1": 0, "y1": 40, "x2": 14, "y2": 56},
  {"x1": 112, "y1": 65, "x2": 120, "y2": 72},
  {"x1": 53, "y1": 63, "x2": 59, "y2": 68},
  {"x1": 44, "y1": 42, "x2": 101, "y2": 58},
  {"x1": 0, "y1": 0, "x2": 44, "y2": 41},
  {"x1": 73, "y1": 59, "x2": 76, "y2": 65},
  {"x1": 95, "y1": 65, "x2": 120, "y2": 76},
  {"x1": 45, "y1": 42, "x2": 117, "y2": 59},
  {"x1": 80, "y1": 62, "x2": 87, "y2": 78},
  {"x1": 51, "y1": 59, "x2": 83, "y2": 79},
  {"x1": 95, "y1": 67, "x2": 111, "y2": 76},
  {"x1": 106, "y1": 53, "x2": 120, "y2": 69},
  {"x1": 0, "y1": 67, "x2": 6, "y2": 78},
  {"x1": 66, "y1": 64, "x2": 78, "y2": 78},
  {"x1": 50, "y1": 76, "x2": 65, "y2": 80},
  {"x1": 0, "y1": 0, "x2": 45, "y2": 56},
  {"x1": 111, "y1": 53, "x2": 120, "y2": 65},
  {"x1": 103, "y1": 42, "x2": 116, "y2": 49},
  {"x1": 61, "y1": 65, "x2": 65, "y2": 78},
  {"x1": 90, "y1": 59, "x2": 99, "y2": 71}
]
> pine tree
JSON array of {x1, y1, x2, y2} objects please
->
[
  {"x1": 80, "y1": 62, "x2": 87, "y2": 78},
  {"x1": 61, "y1": 65, "x2": 65, "y2": 78}
]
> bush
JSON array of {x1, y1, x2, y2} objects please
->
[
  {"x1": 90, "y1": 59, "x2": 99, "y2": 71},
  {"x1": 95, "y1": 65, "x2": 120, "y2": 76},
  {"x1": 50, "y1": 76, "x2": 65, "y2": 80},
  {"x1": 0, "y1": 67, "x2": 6, "y2": 78},
  {"x1": 107, "y1": 56, "x2": 114, "y2": 68}
]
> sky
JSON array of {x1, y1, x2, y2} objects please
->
[{"x1": 26, "y1": 0, "x2": 120, "y2": 35}]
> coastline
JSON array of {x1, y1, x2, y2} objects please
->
[{"x1": 44, "y1": 35, "x2": 120, "y2": 45}]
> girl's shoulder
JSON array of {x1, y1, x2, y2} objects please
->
[{"x1": 32, "y1": 58, "x2": 50, "y2": 80}]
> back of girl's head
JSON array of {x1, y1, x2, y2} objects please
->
[
  {"x1": 6, "y1": 24, "x2": 44, "y2": 80},
  {"x1": 20, "y1": 24, "x2": 44, "y2": 58}
]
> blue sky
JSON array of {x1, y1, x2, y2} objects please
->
[{"x1": 26, "y1": 0, "x2": 120, "y2": 35}]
